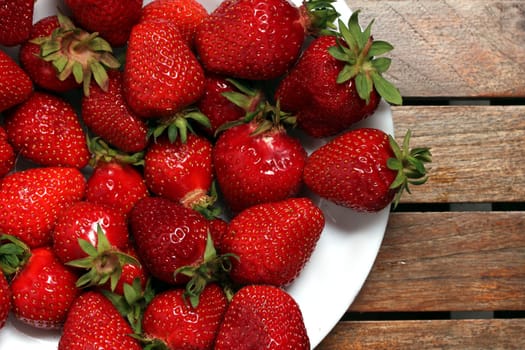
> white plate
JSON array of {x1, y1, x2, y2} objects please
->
[{"x1": 0, "y1": 0, "x2": 393, "y2": 348}]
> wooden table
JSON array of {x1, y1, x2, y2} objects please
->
[{"x1": 317, "y1": 1, "x2": 525, "y2": 348}]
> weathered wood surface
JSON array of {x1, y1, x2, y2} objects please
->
[
  {"x1": 317, "y1": 319, "x2": 525, "y2": 349},
  {"x1": 392, "y1": 105, "x2": 525, "y2": 203},
  {"x1": 350, "y1": 212, "x2": 525, "y2": 312},
  {"x1": 348, "y1": 1, "x2": 525, "y2": 98}
]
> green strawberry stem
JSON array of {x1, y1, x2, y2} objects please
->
[
  {"x1": 0, "y1": 234, "x2": 31, "y2": 278},
  {"x1": 66, "y1": 225, "x2": 141, "y2": 291},
  {"x1": 87, "y1": 136, "x2": 144, "y2": 167},
  {"x1": 174, "y1": 232, "x2": 238, "y2": 308},
  {"x1": 149, "y1": 107, "x2": 211, "y2": 144},
  {"x1": 328, "y1": 10, "x2": 403, "y2": 105},
  {"x1": 302, "y1": 0, "x2": 340, "y2": 35},
  {"x1": 387, "y1": 129, "x2": 432, "y2": 208}
]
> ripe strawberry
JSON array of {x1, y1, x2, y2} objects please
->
[
  {"x1": 10, "y1": 246, "x2": 80, "y2": 329},
  {"x1": 81, "y1": 70, "x2": 149, "y2": 153},
  {"x1": 64, "y1": 0, "x2": 143, "y2": 47},
  {"x1": 303, "y1": 128, "x2": 432, "y2": 212},
  {"x1": 215, "y1": 284, "x2": 310, "y2": 350},
  {"x1": 196, "y1": 75, "x2": 264, "y2": 137},
  {"x1": 130, "y1": 196, "x2": 209, "y2": 285},
  {"x1": 144, "y1": 134, "x2": 215, "y2": 211},
  {"x1": 209, "y1": 217, "x2": 228, "y2": 253},
  {"x1": 194, "y1": 0, "x2": 338, "y2": 80},
  {"x1": 19, "y1": 16, "x2": 80, "y2": 93},
  {"x1": 19, "y1": 13, "x2": 120, "y2": 95},
  {"x1": 100, "y1": 246, "x2": 149, "y2": 296},
  {"x1": 85, "y1": 139, "x2": 149, "y2": 217},
  {"x1": 52, "y1": 201, "x2": 130, "y2": 264},
  {"x1": 4, "y1": 91, "x2": 90, "y2": 168},
  {"x1": 0, "y1": 126, "x2": 15, "y2": 178},
  {"x1": 123, "y1": 20, "x2": 205, "y2": 118},
  {"x1": 0, "y1": 49, "x2": 33, "y2": 113},
  {"x1": 58, "y1": 291, "x2": 142, "y2": 350},
  {"x1": 0, "y1": 272, "x2": 9, "y2": 330},
  {"x1": 213, "y1": 116, "x2": 307, "y2": 213},
  {"x1": 140, "y1": 0, "x2": 208, "y2": 46},
  {"x1": 221, "y1": 197, "x2": 324, "y2": 286},
  {"x1": 142, "y1": 284, "x2": 228, "y2": 349},
  {"x1": 275, "y1": 11, "x2": 402, "y2": 138},
  {"x1": 0, "y1": 166, "x2": 86, "y2": 248},
  {"x1": 0, "y1": 0, "x2": 34, "y2": 46}
]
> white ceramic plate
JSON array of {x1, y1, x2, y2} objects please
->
[{"x1": 0, "y1": 0, "x2": 393, "y2": 348}]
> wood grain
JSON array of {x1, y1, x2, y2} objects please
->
[
  {"x1": 391, "y1": 105, "x2": 525, "y2": 203},
  {"x1": 348, "y1": 1, "x2": 525, "y2": 97},
  {"x1": 317, "y1": 319, "x2": 525, "y2": 349},
  {"x1": 350, "y1": 212, "x2": 525, "y2": 312}
]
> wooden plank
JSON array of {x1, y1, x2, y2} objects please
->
[
  {"x1": 317, "y1": 319, "x2": 525, "y2": 349},
  {"x1": 350, "y1": 212, "x2": 525, "y2": 312},
  {"x1": 391, "y1": 105, "x2": 525, "y2": 203},
  {"x1": 348, "y1": 1, "x2": 525, "y2": 98}
]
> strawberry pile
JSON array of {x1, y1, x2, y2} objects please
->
[{"x1": 0, "y1": 0, "x2": 431, "y2": 349}]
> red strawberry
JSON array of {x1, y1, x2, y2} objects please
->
[
  {"x1": 130, "y1": 196, "x2": 209, "y2": 285},
  {"x1": 303, "y1": 128, "x2": 431, "y2": 212},
  {"x1": 140, "y1": 0, "x2": 208, "y2": 46},
  {"x1": 100, "y1": 246, "x2": 149, "y2": 296},
  {"x1": 213, "y1": 117, "x2": 307, "y2": 213},
  {"x1": 123, "y1": 20, "x2": 205, "y2": 118},
  {"x1": 209, "y1": 217, "x2": 228, "y2": 253},
  {"x1": 85, "y1": 140, "x2": 149, "y2": 217},
  {"x1": 0, "y1": 49, "x2": 33, "y2": 113},
  {"x1": 19, "y1": 13, "x2": 120, "y2": 95},
  {"x1": 81, "y1": 70, "x2": 149, "y2": 153},
  {"x1": 275, "y1": 11, "x2": 402, "y2": 138},
  {"x1": 144, "y1": 134, "x2": 215, "y2": 211},
  {"x1": 64, "y1": 0, "x2": 143, "y2": 47},
  {"x1": 194, "y1": 0, "x2": 338, "y2": 80},
  {"x1": 0, "y1": 0, "x2": 34, "y2": 46},
  {"x1": 0, "y1": 166, "x2": 86, "y2": 248},
  {"x1": 58, "y1": 291, "x2": 142, "y2": 350},
  {"x1": 142, "y1": 284, "x2": 228, "y2": 349},
  {"x1": 10, "y1": 246, "x2": 80, "y2": 329},
  {"x1": 215, "y1": 284, "x2": 310, "y2": 350},
  {"x1": 4, "y1": 91, "x2": 90, "y2": 168},
  {"x1": 19, "y1": 16, "x2": 80, "y2": 93},
  {"x1": 0, "y1": 271, "x2": 9, "y2": 330},
  {"x1": 52, "y1": 201, "x2": 130, "y2": 264},
  {"x1": 221, "y1": 197, "x2": 324, "y2": 286},
  {"x1": 0, "y1": 126, "x2": 15, "y2": 178}
]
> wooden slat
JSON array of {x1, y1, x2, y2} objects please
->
[
  {"x1": 348, "y1": 1, "x2": 525, "y2": 98},
  {"x1": 391, "y1": 105, "x2": 525, "y2": 203},
  {"x1": 350, "y1": 212, "x2": 525, "y2": 312},
  {"x1": 317, "y1": 319, "x2": 525, "y2": 349}
]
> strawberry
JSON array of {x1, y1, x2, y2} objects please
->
[
  {"x1": 58, "y1": 291, "x2": 142, "y2": 350},
  {"x1": 144, "y1": 134, "x2": 215, "y2": 211},
  {"x1": 51, "y1": 201, "x2": 130, "y2": 265},
  {"x1": 0, "y1": 271, "x2": 9, "y2": 330},
  {"x1": 214, "y1": 284, "x2": 310, "y2": 350},
  {"x1": 0, "y1": 49, "x2": 33, "y2": 113},
  {"x1": 19, "y1": 13, "x2": 120, "y2": 96},
  {"x1": 100, "y1": 246, "x2": 149, "y2": 296},
  {"x1": 194, "y1": 0, "x2": 339, "y2": 80},
  {"x1": 141, "y1": 284, "x2": 228, "y2": 349},
  {"x1": 81, "y1": 70, "x2": 149, "y2": 153},
  {"x1": 213, "y1": 115, "x2": 307, "y2": 213},
  {"x1": 64, "y1": 0, "x2": 143, "y2": 47},
  {"x1": 129, "y1": 196, "x2": 209, "y2": 285},
  {"x1": 303, "y1": 128, "x2": 432, "y2": 212},
  {"x1": 123, "y1": 20, "x2": 205, "y2": 118},
  {"x1": 221, "y1": 197, "x2": 324, "y2": 286},
  {"x1": 0, "y1": 0, "x2": 34, "y2": 46},
  {"x1": 275, "y1": 11, "x2": 402, "y2": 138},
  {"x1": 10, "y1": 246, "x2": 80, "y2": 329},
  {"x1": 0, "y1": 126, "x2": 15, "y2": 178},
  {"x1": 4, "y1": 91, "x2": 90, "y2": 168},
  {"x1": 19, "y1": 16, "x2": 81, "y2": 93},
  {"x1": 0, "y1": 166, "x2": 86, "y2": 248},
  {"x1": 140, "y1": 0, "x2": 208, "y2": 46}
]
